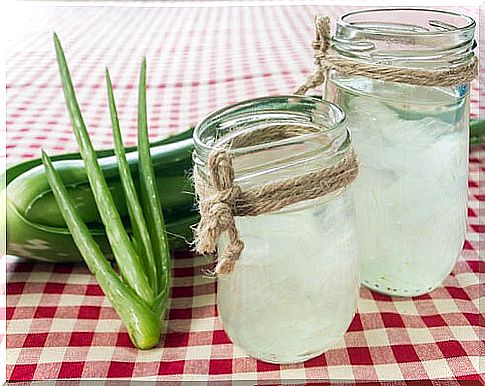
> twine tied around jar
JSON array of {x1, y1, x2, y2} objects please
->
[
  {"x1": 294, "y1": 15, "x2": 478, "y2": 95},
  {"x1": 194, "y1": 125, "x2": 359, "y2": 275}
]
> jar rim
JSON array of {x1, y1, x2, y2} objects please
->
[
  {"x1": 193, "y1": 95, "x2": 346, "y2": 158},
  {"x1": 338, "y1": 8, "x2": 476, "y2": 37}
]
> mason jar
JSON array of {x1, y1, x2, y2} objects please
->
[
  {"x1": 325, "y1": 8, "x2": 475, "y2": 296},
  {"x1": 193, "y1": 96, "x2": 359, "y2": 364}
]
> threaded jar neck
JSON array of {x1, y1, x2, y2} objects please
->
[
  {"x1": 333, "y1": 8, "x2": 476, "y2": 70},
  {"x1": 193, "y1": 95, "x2": 351, "y2": 189}
]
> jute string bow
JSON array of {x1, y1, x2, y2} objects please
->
[
  {"x1": 194, "y1": 126, "x2": 359, "y2": 275},
  {"x1": 294, "y1": 15, "x2": 478, "y2": 95}
]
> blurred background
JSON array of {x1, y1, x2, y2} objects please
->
[{"x1": 6, "y1": 2, "x2": 482, "y2": 166}]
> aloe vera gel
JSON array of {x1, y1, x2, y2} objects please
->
[
  {"x1": 217, "y1": 190, "x2": 358, "y2": 364},
  {"x1": 193, "y1": 96, "x2": 359, "y2": 363},
  {"x1": 326, "y1": 9, "x2": 475, "y2": 296}
]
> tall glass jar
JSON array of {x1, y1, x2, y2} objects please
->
[
  {"x1": 193, "y1": 96, "x2": 359, "y2": 364},
  {"x1": 326, "y1": 8, "x2": 475, "y2": 296}
]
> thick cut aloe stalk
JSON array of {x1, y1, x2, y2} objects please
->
[
  {"x1": 8, "y1": 138, "x2": 194, "y2": 227},
  {"x1": 6, "y1": 201, "x2": 197, "y2": 262},
  {"x1": 6, "y1": 126, "x2": 194, "y2": 185},
  {"x1": 470, "y1": 119, "x2": 485, "y2": 145},
  {"x1": 6, "y1": 133, "x2": 198, "y2": 263}
]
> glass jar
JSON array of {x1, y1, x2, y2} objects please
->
[
  {"x1": 193, "y1": 95, "x2": 359, "y2": 364},
  {"x1": 326, "y1": 8, "x2": 475, "y2": 296}
]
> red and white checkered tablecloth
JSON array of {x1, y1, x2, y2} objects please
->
[{"x1": 5, "y1": 3, "x2": 484, "y2": 382}]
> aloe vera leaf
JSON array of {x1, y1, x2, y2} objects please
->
[
  {"x1": 42, "y1": 150, "x2": 160, "y2": 349},
  {"x1": 53, "y1": 33, "x2": 154, "y2": 304},
  {"x1": 137, "y1": 58, "x2": 171, "y2": 299},
  {"x1": 106, "y1": 68, "x2": 158, "y2": 289}
]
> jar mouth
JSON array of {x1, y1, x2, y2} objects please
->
[
  {"x1": 334, "y1": 8, "x2": 476, "y2": 68},
  {"x1": 193, "y1": 95, "x2": 350, "y2": 187},
  {"x1": 339, "y1": 8, "x2": 476, "y2": 37},
  {"x1": 194, "y1": 95, "x2": 346, "y2": 158}
]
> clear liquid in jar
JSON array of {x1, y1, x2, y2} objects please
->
[
  {"x1": 217, "y1": 189, "x2": 359, "y2": 363},
  {"x1": 329, "y1": 77, "x2": 469, "y2": 296}
]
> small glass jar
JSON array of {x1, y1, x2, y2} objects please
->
[
  {"x1": 193, "y1": 96, "x2": 359, "y2": 364},
  {"x1": 326, "y1": 8, "x2": 475, "y2": 296}
]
